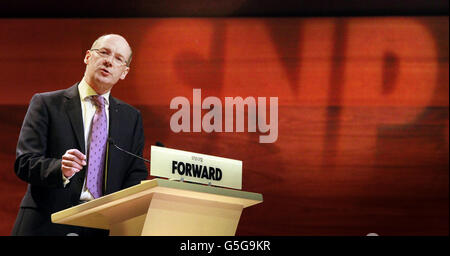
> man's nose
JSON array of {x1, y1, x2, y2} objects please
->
[{"x1": 102, "y1": 56, "x2": 113, "y2": 66}]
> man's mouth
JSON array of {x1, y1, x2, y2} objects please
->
[{"x1": 100, "y1": 68, "x2": 110, "y2": 75}]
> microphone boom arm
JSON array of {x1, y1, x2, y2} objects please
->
[{"x1": 108, "y1": 138, "x2": 150, "y2": 163}]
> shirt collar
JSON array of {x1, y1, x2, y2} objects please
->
[{"x1": 78, "y1": 77, "x2": 111, "y2": 106}]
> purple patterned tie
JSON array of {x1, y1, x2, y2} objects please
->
[{"x1": 86, "y1": 95, "x2": 108, "y2": 199}]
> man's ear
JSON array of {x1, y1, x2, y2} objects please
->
[
  {"x1": 84, "y1": 50, "x2": 91, "y2": 64},
  {"x1": 120, "y1": 67, "x2": 130, "y2": 80}
]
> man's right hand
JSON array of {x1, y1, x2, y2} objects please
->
[{"x1": 61, "y1": 149, "x2": 87, "y2": 178}]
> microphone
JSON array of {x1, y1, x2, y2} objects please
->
[{"x1": 107, "y1": 138, "x2": 150, "y2": 163}]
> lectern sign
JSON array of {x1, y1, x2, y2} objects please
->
[{"x1": 150, "y1": 146, "x2": 242, "y2": 189}]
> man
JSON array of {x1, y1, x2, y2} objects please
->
[{"x1": 11, "y1": 34, "x2": 148, "y2": 236}]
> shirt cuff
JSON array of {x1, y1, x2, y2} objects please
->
[{"x1": 62, "y1": 172, "x2": 74, "y2": 187}]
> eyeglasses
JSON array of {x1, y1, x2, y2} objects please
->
[{"x1": 90, "y1": 48, "x2": 128, "y2": 66}]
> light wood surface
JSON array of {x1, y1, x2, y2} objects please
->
[{"x1": 51, "y1": 178, "x2": 263, "y2": 235}]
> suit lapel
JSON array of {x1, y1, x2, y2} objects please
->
[
  {"x1": 63, "y1": 83, "x2": 87, "y2": 204},
  {"x1": 105, "y1": 96, "x2": 121, "y2": 194},
  {"x1": 108, "y1": 96, "x2": 121, "y2": 148},
  {"x1": 64, "y1": 83, "x2": 86, "y2": 154}
]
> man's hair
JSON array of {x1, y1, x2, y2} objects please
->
[{"x1": 91, "y1": 34, "x2": 133, "y2": 67}]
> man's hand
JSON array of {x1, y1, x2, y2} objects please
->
[{"x1": 61, "y1": 149, "x2": 86, "y2": 178}]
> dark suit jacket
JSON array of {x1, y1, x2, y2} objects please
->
[{"x1": 11, "y1": 83, "x2": 148, "y2": 236}]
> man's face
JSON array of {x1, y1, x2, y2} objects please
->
[{"x1": 83, "y1": 35, "x2": 131, "y2": 94}]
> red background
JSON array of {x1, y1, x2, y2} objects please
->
[{"x1": 0, "y1": 17, "x2": 448, "y2": 235}]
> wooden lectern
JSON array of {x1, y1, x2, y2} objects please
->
[{"x1": 51, "y1": 178, "x2": 263, "y2": 236}]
